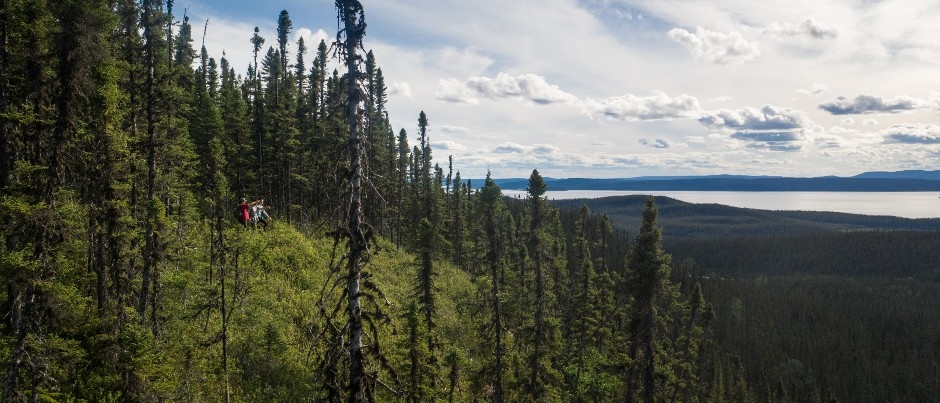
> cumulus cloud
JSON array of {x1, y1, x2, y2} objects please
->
[
  {"x1": 667, "y1": 26, "x2": 760, "y2": 64},
  {"x1": 531, "y1": 144, "x2": 560, "y2": 154},
  {"x1": 882, "y1": 124, "x2": 940, "y2": 144},
  {"x1": 439, "y1": 125, "x2": 473, "y2": 135},
  {"x1": 436, "y1": 73, "x2": 579, "y2": 105},
  {"x1": 797, "y1": 83, "x2": 829, "y2": 97},
  {"x1": 437, "y1": 75, "x2": 701, "y2": 122},
  {"x1": 699, "y1": 105, "x2": 805, "y2": 131},
  {"x1": 699, "y1": 105, "x2": 808, "y2": 152},
  {"x1": 639, "y1": 138, "x2": 672, "y2": 148},
  {"x1": 587, "y1": 92, "x2": 702, "y2": 121},
  {"x1": 818, "y1": 95, "x2": 928, "y2": 115},
  {"x1": 431, "y1": 140, "x2": 467, "y2": 151},
  {"x1": 492, "y1": 142, "x2": 558, "y2": 154},
  {"x1": 815, "y1": 133, "x2": 850, "y2": 149},
  {"x1": 493, "y1": 142, "x2": 529, "y2": 154},
  {"x1": 435, "y1": 78, "x2": 480, "y2": 104},
  {"x1": 763, "y1": 18, "x2": 838, "y2": 40},
  {"x1": 388, "y1": 81, "x2": 412, "y2": 98},
  {"x1": 731, "y1": 131, "x2": 803, "y2": 142},
  {"x1": 294, "y1": 28, "x2": 330, "y2": 48}
]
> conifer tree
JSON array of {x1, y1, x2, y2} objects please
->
[
  {"x1": 394, "y1": 128, "x2": 410, "y2": 246},
  {"x1": 477, "y1": 172, "x2": 508, "y2": 401},
  {"x1": 524, "y1": 169, "x2": 562, "y2": 400},
  {"x1": 219, "y1": 56, "x2": 252, "y2": 196},
  {"x1": 624, "y1": 196, "x2": 677, "y2": 403},
  {"x1": 562, "y1": 205, "x2": 600, "y2": 398},
  {"x1": 249, "y1": 26, "x2": 265, "y2": 194},
  {"x1": 0, "y1": 0, "x2": 101, "y2": 397}
]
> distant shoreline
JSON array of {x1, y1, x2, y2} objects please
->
[
  {"x1": 491, "y1": 174, "x2": 940, "y2": 192},
  {"x1": 501, "y1": 190, "x2": 940, "y2": 219}
]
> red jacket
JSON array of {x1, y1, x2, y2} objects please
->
[{"x1": 239, "y1": 202, "x2": 250, "y2": 221}]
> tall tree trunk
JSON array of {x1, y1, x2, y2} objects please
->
[
  {"x1": 138, "y1": 0, "x2": 158, "y2": 324},
  {"x1": 337, "y1": 1, "x2": 367, "y2": 401}
]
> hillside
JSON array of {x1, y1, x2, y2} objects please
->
[
  {"x1": 495, "y1": 170, "x2": 940, "y2": 191},
  {"x1": 552, "y1": 195, "x2": 940, "y2": 402},
  {"x1": 554, "y1": 195, "x2": 940, "y2": 239}
]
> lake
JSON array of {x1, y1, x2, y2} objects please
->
[{"x1": 501, "y1": 190, "x2": 940, "y2": 219}]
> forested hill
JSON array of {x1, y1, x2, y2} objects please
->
[
  {"x1": 496, "y1": 170, "x2": 940, "y2": 191},
  {"x1": 554, "y1": 195, "x2": 940, "y2": 239},
  {"x1": 3, "y1": 0, "x2": 936, "y2": 402},
  {"x1": 1, "y1": 1, "x2": 737, "y2": 401},
  {"x1": 553, "y1": 197, "x2": 940, "y2": 402}
]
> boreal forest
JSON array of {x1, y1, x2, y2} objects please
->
[{"x1": 1, "y1": 0, "x2": 937, "y2": 402}]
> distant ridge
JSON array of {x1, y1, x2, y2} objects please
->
[
  {"x1": 851, "y1": 170, "x2": 940, "y2": 180},
  {"x1": 490, "y1": 170, "x2": 940, "y2": 192}
]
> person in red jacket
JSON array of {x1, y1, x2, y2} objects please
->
[{"x1": 238, "y1": 198, "x2": 254, "y2": 228}]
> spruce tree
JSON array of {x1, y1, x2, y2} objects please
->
[
  {"x1": 478, "y1": 172, "x2": 507, "y2": 402},
  {"x1": 524, "y1": 169, "x2": 562, "y2": 400},
  {"x1": 624, "y1": 196, "x2": 676, "y2": 403}
]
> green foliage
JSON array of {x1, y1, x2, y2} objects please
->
[{"x1": 0, "y1": 2, "x2": 742, "y2": 402}]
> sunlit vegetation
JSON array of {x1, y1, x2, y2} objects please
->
[{"x1": 2, "y1": 1, "x2": 935, "y2": 402}]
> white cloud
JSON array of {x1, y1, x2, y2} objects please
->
[
  {"x1": 491, "y1": 142, "x2": 559, "y2": 154},
  {"x1": 435, "y1": 78, "x2": 480, "y2": 104},
  {"x1": 797, "y1": 83, "x2": 829, "y2": 97},
  {"x1": 699, "y1": 105, "x2": 809, "y2": 152},
  {"x1": 388, "y1": 81, "x2": 412, "y2": 98},
  {"x1": 436, "y1": 75, "x2": 701, "y2": 123},
  {"x1": 294, "y1": 27, "x2": 329, "y2": 49},
  {"x1": 814, "y1": 133, "x2": 850, "y2": 149},
  {"x1": 667, "y1": 26, "x2": 760, "y2": 64},
  {"x1": 764, "y1": 18, "x2": 839, "y2": 40},
  {"x1": 439, "y1": 125, "x2": 473, "y2": 135},
  {"x1": 586, "y1": 92, "x2": 702, "y2": 121},
  {"x1": 431, "y1": 140, "x2": 467, "y2": 151},
  {"x1": 639, "y1": 138, "x2": 673, "y2": 148},
  {"x1": 818, "y1": 95, "x2": 929, "y2": 115},
  {"x1": 882, "y1": 124, "x2": 940, "y2": 144},
  {"x1": 862, "y1": 118, "x2": 879, "y2": 126},
  {"x1": 493, "y1": 142, "x2": 529, "y2": 154},
  {"x1": 442, "y1": 73, "x2": 580, "y2": 105},
  {"x1": 841, "y1": 117, "x2": 855, "y2": 125},
  {"x1": 699, "y1": 105, "x2": 806, "y2": 131}
]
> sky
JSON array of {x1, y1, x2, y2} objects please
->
[{"x1": 183, "y1": 0, "x2": 940, "y2": 179}]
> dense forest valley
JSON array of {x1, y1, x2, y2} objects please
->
[
  {"x1": 558, "y1": 196, "x2": 940, "y2": 402},
  {"x1": 1, "y1": 0, "x2": 938, "y2": 402}
]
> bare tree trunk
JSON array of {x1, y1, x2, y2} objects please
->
[{"x1": 338, "y1": 1, "x2": 367, "y2": 401}]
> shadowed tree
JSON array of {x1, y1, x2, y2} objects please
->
[{"x1": 624, "y1": 196, "x2": 676, "y2": 403}]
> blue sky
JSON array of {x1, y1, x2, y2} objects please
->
[{"x1": 185, "y1": 0, "x2": 940, "y2": 178}]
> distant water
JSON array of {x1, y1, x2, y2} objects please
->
[{"x1": 501, "y1": 190, "x2": 940, "y2": 219}]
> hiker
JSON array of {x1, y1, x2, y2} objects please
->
[
  {"x1": 251, "y1": 199, "x2": 270, "y2": 229},
  {"x1": 238, "y1": 198, "x2": 261, "y2": 228}
]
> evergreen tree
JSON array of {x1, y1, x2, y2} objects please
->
[
  {"x1": 476, "y1": 172, "x2": 508, "y2": 401},
  {"x1": 562, "y1": 205, "x2": 601, "y2": 399},
  {"x1": 1, "y1": 0, "x2": 99, "y2": 397},
  {"x1": 249, "y1": 26, "x2": 265, "y2": 194},
  {"x1": 219, "y1": 56, "x2": 252, "y2": 197},
  {"x1": 624, "y1": 196, "x2": 677, "y2": 403},
  {"x1": 524, "y1": 169, "x2": 562, "y2": 400}
]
